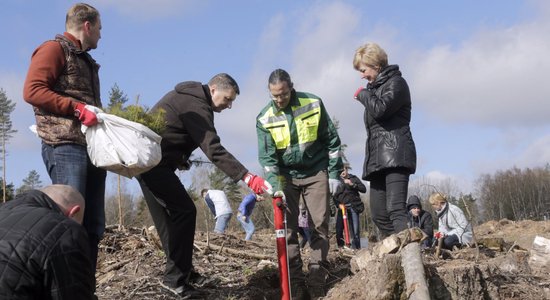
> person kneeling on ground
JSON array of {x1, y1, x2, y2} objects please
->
[
  {"x1": 406, "y1": 195, "x2": 434, "y2": 248},
  {"x1": 429, "y1": 192, "x2": 473, "y2": 250}
]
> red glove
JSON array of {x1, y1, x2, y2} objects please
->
[
  {"x1": 434, "y1": 232, "x2": 444, "y2": 239},
  {"x1": 243, "y1": 173, "x2": 273, "y2": 195},
  {"x1": 354, "y1": 87, "x2": 364, "y2": 99},
  {"x1": 74, "y1": 102, "x2": 98, "y2": 126}
]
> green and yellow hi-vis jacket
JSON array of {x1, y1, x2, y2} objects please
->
[{"x1": 256, "y1": 90, "x2": 343, "y2": 191}]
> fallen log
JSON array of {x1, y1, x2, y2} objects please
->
[{"x1": 401, "y1": 242, "x2": 431, "y2": 300}]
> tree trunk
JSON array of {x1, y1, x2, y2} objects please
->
[{"x1": 401, "y1": 242, "x2": 431, "y2": 300}]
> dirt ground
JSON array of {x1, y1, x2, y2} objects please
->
[{"x1": 95, "y1": 220, "x2": 550, "y2": 299}]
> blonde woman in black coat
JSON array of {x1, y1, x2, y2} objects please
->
[{"x1": 353, "y1": 43, "x2": 417, "y2": 238}]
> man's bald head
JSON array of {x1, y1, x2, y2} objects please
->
[{"x1": 40, "y1": 184, "x2": 85, "y2": 224}]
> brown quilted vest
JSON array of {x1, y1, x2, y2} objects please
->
[{"x1": 34, "y1": 34, "x2": 102, "y2": 145}]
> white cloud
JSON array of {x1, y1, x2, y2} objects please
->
[
  {"x1": 517, "y1": 134, "x2": 550, "y2": 166},
  {"x1": 407, "y1": 0, "x2": 550, "y2": 128}
]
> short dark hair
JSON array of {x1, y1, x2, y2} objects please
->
[
  {"x1": 66, "y1": 3, "x2": 100, "y2": 30},
  {"x1": 268, "y1": 68, "x2": 293, "y2": 89},
  {"x1": 208, "y1": 73, "x2": 240, "y2": 95}
]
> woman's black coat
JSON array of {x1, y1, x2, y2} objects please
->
[{"x1": 356, "y1": 65, "x2": 417, "y2": 180}]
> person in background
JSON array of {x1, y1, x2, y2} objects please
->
[
  {"x1": 332, "y1": 165, "x2": 366, "y2": 249},
  {"x1": 23, "y1": 3, "x2": 106, "y2": 276},
  {"x1": 201, "y1": 189, "x2": 233, "y2": 234},
  {"x1": 429, "y1": 192, "x2": 473, "y2": 250},
  {"x1": 137, "y1": 73, "x2": 271, "y2": 298},
  {"x1": 237, "y1": 193, "x2": 262, "y2": 241},
  {"x1": 256, "y1": 69, "x2": 344, "y2": 299},
  {"x1": 298, "y1": 201, "x2": 311, "y2": 250},
  {"x1": 406, "y1": 195, "x2": 434, "y2": 248},
  {"x1": 0, "y1": 185, "x2": 95, "y2": 299},
  {"x1": 352, "y1": 42, "x2": 417, "y2": 239}
]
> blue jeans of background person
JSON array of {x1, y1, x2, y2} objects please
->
[
  {"x1": 41, "y1": 143, "x2": 106, "y2": 273},
  {"x1": 349, "y1": 208, "x2": 361, "y2": 249},
  {"x1": 215, "y1": 213, "x2": 232, "y2": 234},
  {"x1": 237, "y1": 214, "x2": 255, "y2": 240},
  {"x1": 335, "y1": 207, "x2": 361, "y2": 249}
]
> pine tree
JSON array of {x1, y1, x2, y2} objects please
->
[
  {"x1": 0, "y1": 88, "x2": 17, "y2": 202},
  {"x1": 107, "y1": 83, "x2": 129, "y2": 110},
  {"x1": 16, "y1": 170, "x2": 43, "y2": 195}
]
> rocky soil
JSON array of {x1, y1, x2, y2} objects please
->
[{"x1": 96, "y1": 220, "x2": 550, "y2": 299}]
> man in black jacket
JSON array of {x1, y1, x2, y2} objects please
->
[
  {"x1": 332, "y1": 166, "x2": 366, "y2": 249},
  {"x1": 137, "y1": 73, "x2": 271, "y2": 298},
  {"x1": 406, "y1": 195, "x2": 434, "y2": 248},
  {"x1": 0, "y1": 184, "x2": 95, "y2": 299}
]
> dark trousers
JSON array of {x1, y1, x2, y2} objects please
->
[
  {"x1": 369, "y1": 169, "x2": 410, "y2": 238},
  {"x1": 138, "y1": 165, "x2": 196, "y2": 288},
  {"x1": 442, "y1": 234, "x2": 460, "y2": 250},
  {"x1": 335, "y1": 207, "x2": 361, "y2": 249}
]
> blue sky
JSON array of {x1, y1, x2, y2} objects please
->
[{"x1": 1, "y1": 0, "x2": 549, "y2": 196}]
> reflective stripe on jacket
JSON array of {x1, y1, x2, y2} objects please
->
[{"x1": 256, "y1": 90, "x2": 343, "y2": 191}]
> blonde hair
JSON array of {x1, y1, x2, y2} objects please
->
[
  {"x1": 353, "y1": 42, "x2": 388, "y2": 71},
  {"x1": 428, "y1": 192, "x2": 448, "y2": 205}
]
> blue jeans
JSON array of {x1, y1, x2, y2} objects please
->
[
  {"x1": 336, "y1": 207, "x2": 361, "y2": 249},
  {"x1": 41, "y1": 143, "x2": 106, "y2": 272},
  {"x1": 349, "y1": 208, "x2": 361, "y2": 249},
  {"x1": 237, "y1": 214, "x2": 255, "y2": 240},
  {"x1": 214, "y1": 213, "x2": 232, "y2": 234}
]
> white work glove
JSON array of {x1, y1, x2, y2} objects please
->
[
  {"x1": 273, "y1": 190, "x2": 285, "y2": 200},
  {"x1": 328, "y1": 178, "x2": 341, "y2": 195}
]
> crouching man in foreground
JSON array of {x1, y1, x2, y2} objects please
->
[{"x1": 0, "y1": 184, "x2": 95, "y2": 299}]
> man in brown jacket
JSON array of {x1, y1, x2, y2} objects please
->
[
  {"x1": 22, "y1": 3, "x2": 105, "y2": 276},
  {"x1": 137, "y1": 73, "x2": 271, "y2": 298}
]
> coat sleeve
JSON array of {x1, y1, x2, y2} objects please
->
[
  {"x1": 423, "y1": 212, "x2": 434, "y2": 239},
  {"x1": 46, "y1": 226, "x2": 95, "y2": 300},
  {"x1": 446, "y1": 205, "x2": 469, "y2": 240},
  {"x1": 23, "y1": 40, "x2": 78, "y2": 116},
  {"x1": 318, "y1": 101, "x2": 343, "y2": 179},
  {"x1": 350, "y1": 176, "x2": 366, "y2": 193},
  {"x1": 360, "y1": 77, "x2": 410, "y2": 121},
  {"x1": 182, "y1": 102, "x2": 248, "y2": 182}
]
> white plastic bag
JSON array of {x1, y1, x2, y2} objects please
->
[{"x1": 83, "y1": 111, "x2": 162, "y2": 178}]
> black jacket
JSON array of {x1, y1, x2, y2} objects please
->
[
  {"x1": 332, "y1": 174, "x2": 366, "y2": 213},
  {"x1": 406, "y1": 195, "x2": 434, "y2": 241},
  {"x1": 0, "y1": 190, "x2": 94, "y2": 299},
  {"x1": 356, "y1": 65, "x2": 417, "y2": 180},
  {"x1": 151, "y1": 81, "x2": 248, "y2": 182}
]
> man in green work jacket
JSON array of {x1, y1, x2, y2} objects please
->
[{"x1": 256, "y1": 69, "x2": 343, "y2": 299}]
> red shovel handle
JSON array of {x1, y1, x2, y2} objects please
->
[
  {"x1": 273, "y1": 197, "x2": 291, "y2": 300},
  {"x1": 339, "y1": 204, "x2": 351, "y2": 247}
]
